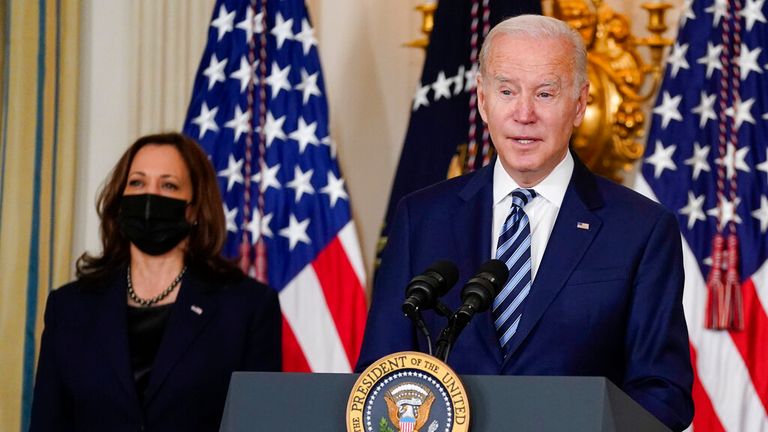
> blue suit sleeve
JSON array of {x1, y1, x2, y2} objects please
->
[
  {"x1": 622, "y1": 209, "x2": 694, "y2": 431},
  {"x1": 29, "y1": 289, "x2": 74, "y2": 432},
  {"x1": 355, "y1": 198, "x2": 419, "y2": 371}
]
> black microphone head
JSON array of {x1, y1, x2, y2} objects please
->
[
  {"x1": 460, "y1": 259, "x2": 509, "y2": 313},
  {"x1": 476, "y1": 259, "x2": 509, "y2": 297},
  {"x1": 424, "y1": 260, "x2": 459, "y2": 297},
  {"x1": 403, "y1": 260, "x2": 459, "y2": 316}
]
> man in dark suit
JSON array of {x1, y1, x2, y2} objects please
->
[{"x1": 357, "y1": 14, "x2": 694, "y2": 431}]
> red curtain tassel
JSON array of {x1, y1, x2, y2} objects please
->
[
  {"x1": 724, "y1": 233, "x2": 743, "y2": 331},
  {"x1": 705, "y1": 233, "x2": 726, "y2": 329}
]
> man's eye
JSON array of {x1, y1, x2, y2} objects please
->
[{"x1": 501, "y1": 89, "x2": 512, "y2": 96}]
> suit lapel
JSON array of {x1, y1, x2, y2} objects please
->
[
  {"x1": 92, "y1": 268, "x2": 141, "y2": 409},
  {"x1": 143, "y1": 270, "x2": 216, "y2": 406},
  {"x1": 502, "y1": 153, "x2": 604, "y2": 364},
  {"x1": 453, "y1": 164, "x2": 504, "y2": 366}
]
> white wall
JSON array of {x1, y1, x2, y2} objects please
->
[{"x1": 74, "y1": 0, "x2": 136, "y2": 259}]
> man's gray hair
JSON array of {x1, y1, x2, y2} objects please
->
[{"x1": 478, "y1": 14, "x2": 588, "y2": 95}]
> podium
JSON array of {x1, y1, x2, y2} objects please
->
[{"x1": 219, "y1": 372, "x2": 670, "y2": 431}]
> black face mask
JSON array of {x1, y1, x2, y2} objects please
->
[{"x1": 118, "y1": 194, "x2": 191, "y2": 256}]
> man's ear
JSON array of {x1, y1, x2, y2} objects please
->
[{"x1": 573, "y1": 81, "x2": 590, "y2": 127}]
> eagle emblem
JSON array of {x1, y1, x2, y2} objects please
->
[{"x1": 384, "y1": 382, "x2": 436, "y2": 432}]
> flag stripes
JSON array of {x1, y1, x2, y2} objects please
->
[{"x1": 637, "y1": 176, "x2": 768, "y2": 431}]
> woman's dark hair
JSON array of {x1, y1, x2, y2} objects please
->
[{"x1": 76, "y1": 132, "x2": 242, "y2": 281}]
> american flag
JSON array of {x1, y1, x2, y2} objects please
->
[
  {"x1": 635, "y1": 0, "x2": 768, "y2": 429},
  {"x1": 182, "y1": 0, "x2": 367, "y2": 372}
]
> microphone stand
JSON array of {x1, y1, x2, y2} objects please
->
[
  {"x1": 433, "y1": 309, "x2": 473, "y2": 363},
  {"x1": 404, "y1": 302, "x2": 454, "y2": 357}
]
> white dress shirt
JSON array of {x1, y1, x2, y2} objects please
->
[{"x1": 491, "y1": 151, "x2": 574, "y2": 281}]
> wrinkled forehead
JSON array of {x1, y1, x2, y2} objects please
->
[{"x1": 486, "y1": 35, "x2": 574, "y2": 82}]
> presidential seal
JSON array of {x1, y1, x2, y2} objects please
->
[{"x1": 347, "y1": 352, "x2": 470, "y2": 432}]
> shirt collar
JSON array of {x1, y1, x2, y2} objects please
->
[{"x1": 492, "y1": 150, "x2": 574, "y2": 208}]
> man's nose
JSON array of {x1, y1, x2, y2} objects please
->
[{"x1": 511, "y1": 96, "x2": 536, "y2": 124}]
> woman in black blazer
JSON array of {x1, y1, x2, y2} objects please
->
[{"x1": 30, "y1": 132, "x2": 282, "y2": 431}]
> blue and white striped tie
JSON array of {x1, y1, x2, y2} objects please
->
[{"x1": 493, "y1": 188, "x2": 536, "y2": 357}]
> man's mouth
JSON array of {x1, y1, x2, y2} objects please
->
[{"x1": 511, "y1": 137, "x2": 538, "y2": 144}]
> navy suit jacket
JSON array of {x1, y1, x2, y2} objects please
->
[
  {"x1": 30, "y1": 266, "x2": 281, "y2": 431},
  {"x1": 357, "y1": 154, "x2": 694, "y2": 431}
]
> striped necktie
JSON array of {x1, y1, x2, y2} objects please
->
[{"x1": 492, "y1": 188, "x2": 536, "y2": 357}]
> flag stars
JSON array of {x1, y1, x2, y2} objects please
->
[
  {"x1": 236, "y1": 7, "x2": 264, "y2": 41},
  {"x1": 321, "y1": 135, "x2": 337, "y2": 159},
  {"x1": 191, "y1": 102, "x2": 219, "y2": 138},
  {"x1": 697, "y1": 42, "x2": 724, "y2": 79},
  {"x1": 224, "y1": 105, "x2": 251, "y2": 142},
  {"x1": 739, "y1": 44, "x2": 763, "y2": 81},
  {"x1": 739, "y1": 0, "x2": 767, "y2": 31},
  {"x1": 264, "y1": 112, "x2": 287, "y2": 147},
  {"x1": 667, "y1": 42, "x2": 690, "y2": 78},
  {"x1": 266, "y1": 62, "x2": 292, "y2": 99},
  {"x1": 294, "y1": 19, "x2": 317, "y2": 55},
  {"x1": 707, "y1": 197, "x2": 742, "y2": 230},
  {"x1": 223, "y1": 204, "x2": 239, "y2": 233},
  {"x1": 279, "y1": 214, "x2": 311, "y2": 250},
  {"x1": 412, "y1": 83, "x2": 430, "y2": 111},
  {"x1": 725, "y1": 98, "x2": 756, "y2": 130},
  {"x1": 464, "y1": 64, "x2": 478, "y2": 92},
  {"x1": 652, "y1": 92, "x2": 683, "y2": 129},
  {"x1": 432, "y1": 71, "x2": 453, "y2": 100},
  {"x1": 271, "y1": 12, "x2": 295, "y2": 49},
  {"x1": 254, "y1": 162, "x2": 281, "y2": 193},
  {"x1": 680, "y1": 0, "x2": 696, "y2": 27},
  {"x1": 715, "y1": 144, "x2": 750, "y2": 179},
  {"x1": 684, "y1": 142, "x2": 711, "y2": 180},
  {"x1": 230, "y1": 56, "x2": 258, "y2": 93},
  {"x1": 244, "y1": 211, "x2": 273, "y2": 244},
  {"x1": 757, "y1": 149, "x2": 768, "y2": 179},
  {"x1": 296, "y1": 69, "x2": 321, "y2": 104},
  {"x1": 452, "y1": 65, "x2": 465, "y2": 95},
  {"x1": 210, "y1": 5, "x2": 235, "y2": 41},
  {"x1": 752, "y1": 196, "x2": 768, "y2": 233},
  {"x1": 203, "y1": 54, "x2": 228, "y2": 90},
  {"x1": 679, "y1": 191, "x2": 706, "y2": 229},
  {"x1": 321, "y1": 171, "x2": 348, "y2": 207},
  {"x1": 218, "y1": 155, "x2": 244, "y2": 192},
  {"x1": 289, "y1": 117, "x2": 319, "y2": 153},
  {"x1": 645, "y1": 140, "x2": 677, "y2": 178},
  {"x1": 412, "y1": 64, "x2": 479, "y2": 111},
  {"x1": 287, "y1": 166, "x2": 315, "y2": 202},
  {"x1": 692, "y1": 92, "x2": 716, "y2": 128},
  {"x1": 705, "y1": 0, "x2": 728, "y2": 27}
]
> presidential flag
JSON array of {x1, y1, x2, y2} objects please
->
[
  {"x1": 635, "y1": 0, "x2": 768, "y2": 429},
  {"x1": 182, "y1": 0, "x2": 367, "y2": 372},
  {"x1": 377, "y1": 0, "x2": 541, "y2": 269}
]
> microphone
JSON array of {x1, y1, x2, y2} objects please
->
[
  {"x1": 402, "y1": 260, "x2": 459, "y2": 318},
  {"x1": 454, "y1": 259, "x2": 509, "y2": 324},
  {"x1": 434, "y1": 259, "x2": 509, "y2": 362}
]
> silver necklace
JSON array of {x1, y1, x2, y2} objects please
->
[{"x1": 127, "y1": 265, "x2": 187, "y2": 307}]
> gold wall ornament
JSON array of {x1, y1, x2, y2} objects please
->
[
  {"x1": 551, "y1": 0, "x2": 673, "y2": 181},
  {"x1": 404, "y1": 1, "x2": 438, "y2": 49}
]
